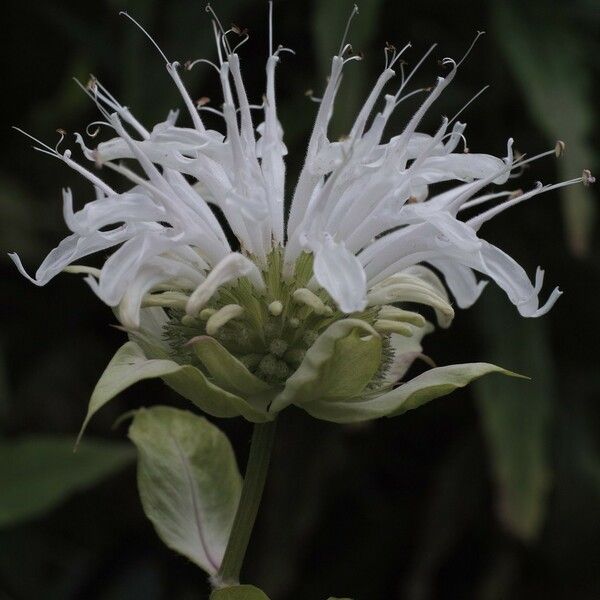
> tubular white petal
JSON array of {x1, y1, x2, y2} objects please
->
[
  {"x1": 313, "y1": 236, "x2": 367, "y2": 313},
  {"x1": 427, "y1": 259, "x2": 487, "y2": 308},
  {"x1": 8, "y1": 224, "x2": 142, "y2": 286}
]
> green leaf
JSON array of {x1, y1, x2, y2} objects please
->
[
  {"x1": 475, "y1": 288, "x2": 555, "y2": 542},
  {"x1": 304, "y1": 363, "x2": 522, "y2": 423},
  {"x1": 78, "y1": 341, "x2": 270, "y2": 443},
  {"x1": 270, "y1": 319, "x2": 381, "y2": 413},
  {"x1": 0, "y1": 436, "x2": 134, "y2": 528},
  {"x1": 493, "y1": 0, "x2": 596, "y2": 255},
  {"x1": 129, "y1": 406, "x2": 242, "y2": 576},
  {"x1": 190, "y1": 336, "x2": 273, "y2": 396},
  {"x1": 210, "y1": 585, "x2": 271, "y2": 600}
]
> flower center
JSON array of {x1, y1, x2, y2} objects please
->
[{"x1": 162, "y1": 249, "x2": 390, "y2": 386}]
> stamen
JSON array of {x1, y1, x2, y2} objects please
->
[
  {"x1": 13, "y1": 127, "x2": 115, "y2": 195},
  {"x1": 230, "y1": 31, "x2": 250, "y2": 54},
  {"x1": 468, "y1": 177, "x2": 593, "y2": 230},
  {"x1": 459, "y1": 190, "x2": 518, "y2": 212},
  {"x1": 205, "y1": 304, "x2": 244, "y2": 335},
  {"x1": 456, "y1": 30, "x2": 485, "y2": 68},
  {"x1": 387, "y1": 41, "x2": 412, "y2": 70},
  {"x1": 55, "y1": 128, "x2": 67, "y2": 152},
  {"x1": 85, "y1": 121, "x2": 110, "y2": 138},
  {"x1": 13, "y1": 126, "x2": 57, "y2": 155},
  {"x1": 512, "y1": 147, "x2": 559, "y2": 171},
  {"x1": 343, "y1": 48, "x2": 364, "y2": 65},
  {"x1": 305, "y1": 89, "x2": 323, "y2": 103},
  {"x1": 338, "y1": 4, "x2": 359, "y2": 56},
  {"x1": 119, "y1": 11, "x2": 170, "y2": 64},
  {"x1": 198, "y1": 106, "x2": 225, "y2": 118},
  {"x1": 185, "y1": 58, "x2": 221, "y2": 75},
  {"x1": 206, "y1": 4, "x2": 233, "y2": 56},
  {"x1": 393, "y1": 87, "x2": 430, "y2": 109},
  {"x1": 448, "y1": 84, "x2": 489, "y2": 125}
]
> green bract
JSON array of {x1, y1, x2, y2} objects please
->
[
  {"x1": 78, "y1": 252, "x2": 520, "y2": 435},
  {"x1": 129, "y1": 407, "x2": 242, "y2": 575}
]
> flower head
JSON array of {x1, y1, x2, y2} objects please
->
[{"x1": 10, "y1": 5, "x2": 594, "y2": 425}]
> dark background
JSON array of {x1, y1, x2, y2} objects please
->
[{"x1": 1, "y1": 0, "x2": 599, "y2": 598}]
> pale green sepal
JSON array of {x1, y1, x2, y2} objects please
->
[
  {"x1": 303, "y1": 363, "x2": 524, "y2": 423},
  {"x1": 162, "y1": 365, "x2": 272, "y2": 423},
  {"x1": 189, "y1": 336, "x2": 273, "y2": 396},
  {"x1": 78, "y1": 342, "x2": 269, "y2": 444},
  {"x1": 210, "y1": 585, "x2": 271, "y2": 600},
  {"x1": 129, "y1": 407, "x2": 242, "y2": 576},
  {"x1": 270, "y1": 319, "x2": 381, "y2": 413}
]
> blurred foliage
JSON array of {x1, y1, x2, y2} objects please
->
[
  {"x1": 475, "y1": 288, "x2": 554, "y2": 542},
  {"x1": 492, "y1": 0, "x2": 597, "y2": 256},
  {"x1": 1, "y1": 0, "x2": 599, "y2": 599},
  {"x1": 0, "y1": 437, "x2": 134, "y2": 528}
]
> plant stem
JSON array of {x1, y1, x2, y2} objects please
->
[{"x1": 216, "y1": 420, "x2": 277, "y2": 587}]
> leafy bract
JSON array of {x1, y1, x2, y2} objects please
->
[
  {"x1": 270, "y1": 319, "x2": 381, "y2": 413},
  {"x1": 303, "y1": 363, "x2": 523, "y2": 423},
  {"x1": 78, "y1": 341, "x2": 271, "y2": 444},
  {"x1": 190, "y1": 336, "x2": 273, "y2": 396},
  {"x1": 129, "y1": 406, "x2": 241, "y2": 575}
]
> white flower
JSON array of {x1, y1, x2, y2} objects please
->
[{"x1": 9, "y1": 6, "x2": 594, "y2": 419}]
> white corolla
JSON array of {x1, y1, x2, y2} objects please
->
[{"x1": 9, "y1": 7, "x2": 594, "y2": 425}]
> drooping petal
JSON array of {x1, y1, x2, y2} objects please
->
[{"x1": 313, "y1": 236, "x2": 367, "y2": 313}]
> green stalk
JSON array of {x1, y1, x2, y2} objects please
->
[{"x1": 216, "y1": 420, "x2": 277, "y2": 587}]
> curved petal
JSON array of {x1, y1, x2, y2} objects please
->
[
  {"x1": 313, "y1": 236, "x2": 367, "y2": 313},
  {"x1": 186, "y1": 253, "x2": 266, "y2": 315}
]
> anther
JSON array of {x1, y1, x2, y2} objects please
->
[
  {"x1": 582, "y1": 169, "x2": 595, "y2": 186},
  {"x1": 555, "y1": 140, "x2": 566, "y2": 157},
  {"x1": 196, "y1": 96, "x2": 211, "y2": 108},
  {"x1": 206, "y1": 304, "x2": 244, "y2": 336},
  {"x1": 231, "y1": 23, "x2": 248, "y2": 36}
]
